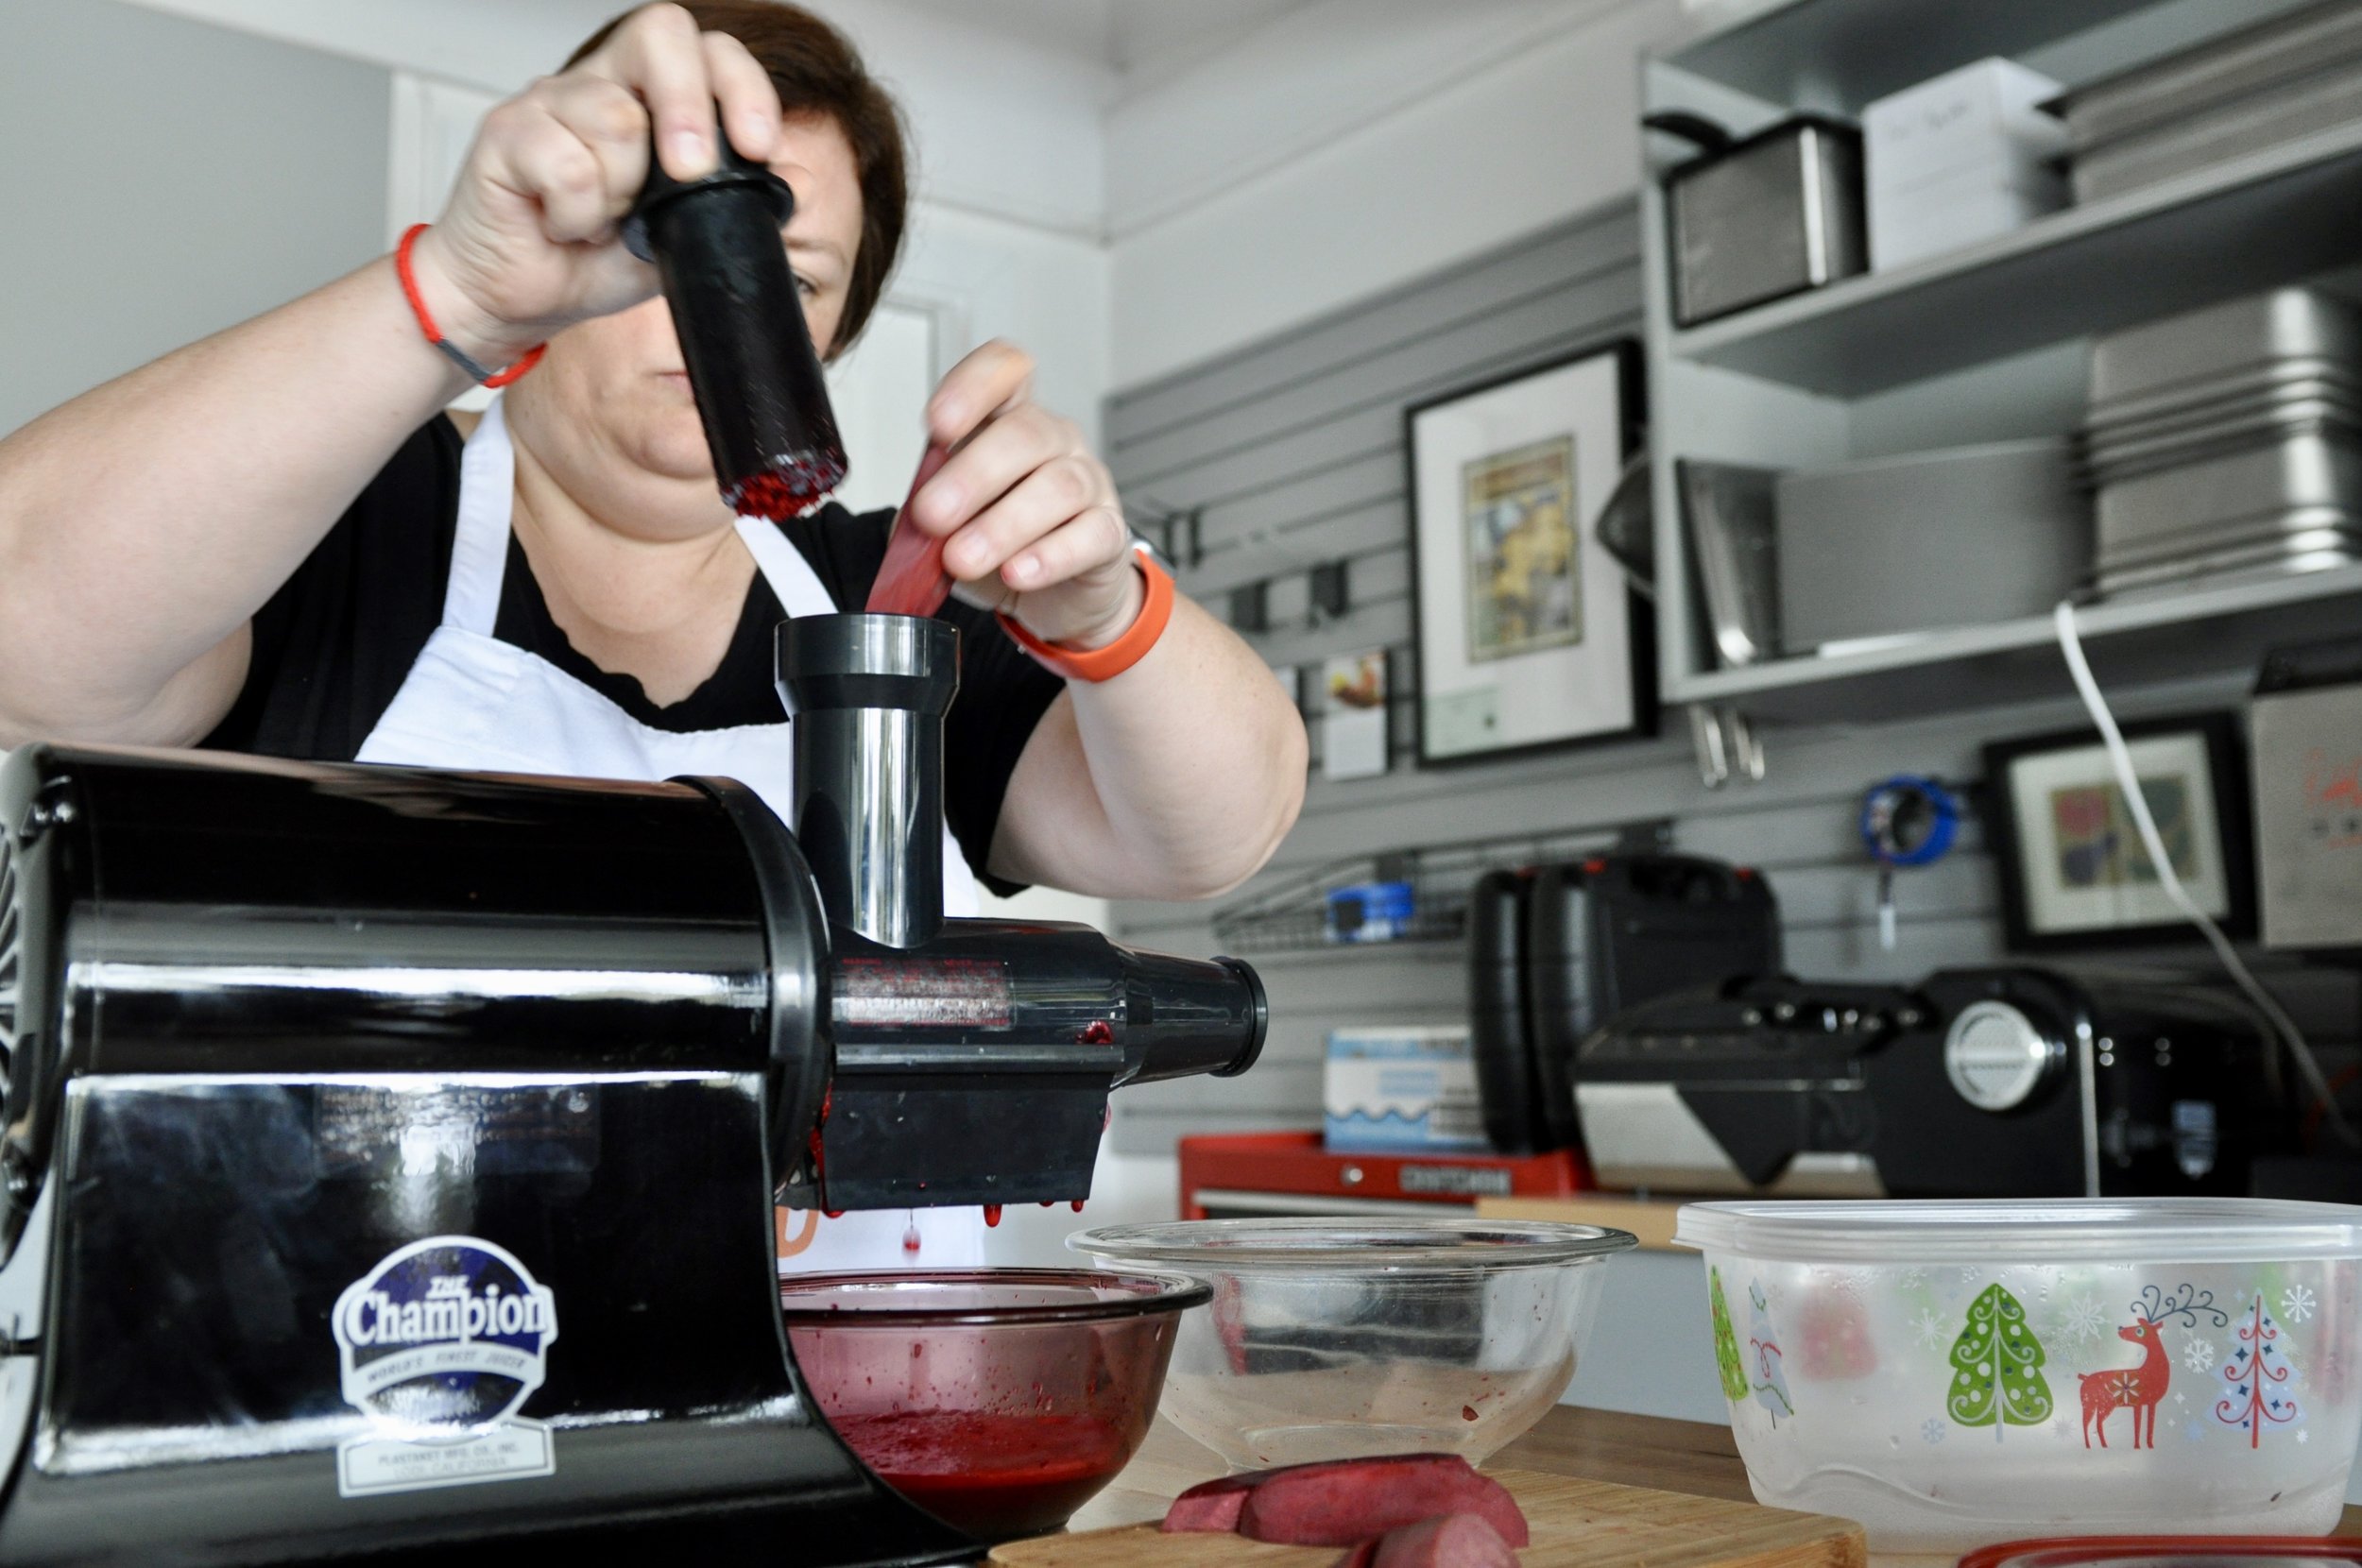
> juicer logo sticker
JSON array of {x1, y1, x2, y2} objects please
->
[{"x1": 330, "y1": 1236, "x2": 559, "y2": 1498}]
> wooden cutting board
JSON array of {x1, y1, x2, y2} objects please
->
[{"x1": 991, "y1": 1470, "x2": 1865, "y2": 1568}]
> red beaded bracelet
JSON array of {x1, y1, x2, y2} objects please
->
[{"x1": 394, "y1": 224, "x2": 546, "y2": 389}]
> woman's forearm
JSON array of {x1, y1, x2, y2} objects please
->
[
  {"x1": 0, "y1": 254, "x2": 481, "y2": 744},
  {"x1": 992, "y1": 596, "x2": 1309, "y2": 902},
  {"x1": 0, "y1": 251, "x2": 487, "y2": 747}
]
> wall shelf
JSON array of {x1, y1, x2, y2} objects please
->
[
  {"x1": 1668, "y1": 0, "x2": 2167, "y2": 111},
  {"x1": 1680, "y1": 564, "x2": 2362, "y2": 723},
  {"x1": 1641, "y1": 0, "x2": 2362, "y2": 723},
  {"x1": 1673, "y1": 121, "x2": 2362, "y2": 397}
]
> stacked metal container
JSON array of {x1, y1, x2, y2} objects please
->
[
  {"x1": 2078, "y1": 287, "x2": 2362, "y2": 596},
  {"x1": 2054, "y1": 0, "x2": 2362, "y2": 204}
]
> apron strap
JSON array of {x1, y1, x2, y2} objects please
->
[
  {"x1": 454, "y1": 396, "x2": 838, "y2": 632},
  {"x1": 443, "y1": 394, "x2": 516, "y2": 637},
  {"x1": 734, "y1": 512, "x2": 839, "y2": 619}
]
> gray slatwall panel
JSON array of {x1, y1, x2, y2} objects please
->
[
  {"x1": 1103, "y1": 201, "x2": 2347, "y2": 1154},
  {"x1": 1121, "y1": 267, "x2": 1643, "y2": 501},
  {"x1": 1109, "y1": 219, "x2": 1640, "y2": 449}
]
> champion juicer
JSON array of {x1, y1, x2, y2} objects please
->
[
  {"x1": 0, "y1": 613, "x2": 1263, "y2": 1565},
  {"x1": 0, "y1": 143, "x2": 1265, "y2": 1563}
]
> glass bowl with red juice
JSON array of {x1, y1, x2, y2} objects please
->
[{"x1": 780, "y1": 1269, "x2": 1210, "y2": 1542}]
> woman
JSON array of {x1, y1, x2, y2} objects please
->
[{"x1": 0, "y1": 2, "x2": 1307, "y2": 1267}]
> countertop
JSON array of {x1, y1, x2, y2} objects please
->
[
  {"x1": 1069, "y1": 1406, "x2": 2362, "y2": 1540},
  {"x1": 1070, "y1": 1407, "x2": 1777, "y2": 1533}
]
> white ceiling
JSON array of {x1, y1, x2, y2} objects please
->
[{"x1": 883, "y1": 0, "x2": 1320, "y2": 74}]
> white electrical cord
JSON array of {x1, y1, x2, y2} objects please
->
[{"x1": 2053, "y1": 601, "x2": 2360, "y2": 1150}]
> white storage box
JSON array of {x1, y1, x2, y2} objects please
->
[
  {"x1": 1872, "y1": 164, "x2": 2066, "y2": 270},
  {"x1": 1322, "y1": 1025, "x2": 1486, "y2": 1154},
  {"x1": 1866, "y1": 58, "x2": 2068, "y2": 269},
  {"x1": 1866, "y1": 58, "x2": 2067, "y2": 192}
]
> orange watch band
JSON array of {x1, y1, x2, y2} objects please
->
[{"x1": 997, "y1": 548, "x2": 1175, "y2": 683}]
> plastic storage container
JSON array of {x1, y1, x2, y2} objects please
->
[
  {"x1": 1070, "y1": 1219, "x2": 1635, "y2": 1470},
  {"x1": 1674, "y1": 1200, "x2": 2362, "y2": 1553}
]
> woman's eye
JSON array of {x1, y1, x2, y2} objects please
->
[{"x1": 794, "y1": 275, "x2": 818, "y2": 299}]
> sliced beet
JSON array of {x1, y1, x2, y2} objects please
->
[
  {"x1": 1160, "y1": 1474, "x2": 1256, "y2": 1533},
  {"x1": 1237, "y1": 1457, "x2": 1529, "y2": 1548},
  {"x1": 1370, "y1": 1514, "x2": 1520, "y2": 1568}
]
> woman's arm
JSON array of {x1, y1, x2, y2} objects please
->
[
  {"x1": 910, "y1": 342, "x2": 1309, "y2": 902},
  {"x1": 0, "y1": 3, "x2": 780, "y2": 749},
  {"x1": 992, "y1": 604, "x2": 1309, "y2": 901}
]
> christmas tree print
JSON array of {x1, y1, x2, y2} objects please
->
[
  {"x1": 1748, "y1": 1283, "x2": 1793, "y2": 1424},
  {"x1": 1947, "y1": 1283, "x2": 2053, "y2": 1440},
  {"x1": 1710, "y1": 1267, "x2": 1749, "y2": 1402},
  {"x1": 2216, "y1": 1295, "x2": 2301, "y2": 1447}
]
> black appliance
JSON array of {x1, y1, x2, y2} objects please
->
[
  {"x1": 0, "y1": 613, "x2": 1264, "y2": 1564},
  {"x1": 1467, "y1": 854, "x2": 1779, "y2": 1153},
  {"x1": 1574, "y1": 966, "x2": 2292, "y2": 1198}
]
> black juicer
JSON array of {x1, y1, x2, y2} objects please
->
[
  {"x1": 0, "y1": 614, "x2": 1264, "y2": 1564},
  {"x1": 1575, "y1": 967, "x2": 2291, "y2": 1198}
]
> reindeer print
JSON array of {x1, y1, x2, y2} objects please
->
[{"x1": 2078, "y1": 1284, "x2": 2230, "y2": 1450}]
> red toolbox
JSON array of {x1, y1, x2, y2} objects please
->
[{"x1": 1178, "y1": 1131, "x2": 1590, "y2": 1219}]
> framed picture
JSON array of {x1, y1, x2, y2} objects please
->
[
  {"x1": 1984, "y1": 713, "x2": 2257, "y2": 951},
  {"x1": 1406, "y1": 341, "x2": 1651, "y2": 765},
  {"x1": 1321, "y1": 649, "x2": 1391, "y2": 782}
]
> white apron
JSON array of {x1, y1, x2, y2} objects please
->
[{"x1": 357, "y1": 394, "x2": 986, "y2": 1271}]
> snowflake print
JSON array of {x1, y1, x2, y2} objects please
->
[
  {"x1": 1960, "y1": 1266, "x2": 1979, "y2": 1284},
  {"x1": 2182, "y1": 1338, "x2": 2217, "y2": 1374},
  {"x1": 1912, "y1": 1308, "x2": 1947, "y2": 1348},
  {"x1": 2059, "y1": 1295, "x2": 2108, "y2": 1344},
  {"x1": 2283, "y1": 1285, "x2": 2317, "y2": 1324},
  {"x1": 1922, "y1": 1418, "x2": 1944, "y2": 1444},
  {"x1": 1901, "y1": 1268, "x2": 1927, "y2": 1291},
  {"x1": 2300, "y1": 1429, "x2": 2310, "y2": 1444}
]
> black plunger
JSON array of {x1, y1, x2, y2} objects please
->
[{"x1": 623, "y1": 134, "x2": 847, "y2": 519}]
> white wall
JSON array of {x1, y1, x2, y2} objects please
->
[
  {"x1": 1107, "y1": 0, "x2": 1683, "y2": 388},
  {"x1": 120, "y1": 0, "x2": 1116, "y2": 440},
  {"x1": 126, "y1": 0, "x2": 1109, "y2": 233}
]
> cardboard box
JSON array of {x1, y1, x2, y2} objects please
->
[{"x1": 1323, "y1": 1025, "x2": 1488, "y2": 1154}]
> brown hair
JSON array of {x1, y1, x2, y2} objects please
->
[{"x1": 568, "y1": 2, "x2": 910, "y2": 354}]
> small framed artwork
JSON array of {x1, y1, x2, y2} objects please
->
[
  {"x1": 1406, "y1": 341, "x2": 1652, "y2": 765},
  {"x1": 1984, "y1": 713, "x2": 2257, "y2": 951},
  {"x1": 1321, "y1": 649, "x2": 1390, "y2": 782}
]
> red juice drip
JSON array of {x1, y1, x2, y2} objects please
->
[
  {"x1": 727, "y1": 450, "x2": 847, "y2": 522},
  {"x1": 829, "y1": 1410, "x2": 1131, "y2": 1539},
  {"x1": 865, "y1": 444, "x2": 953, "y2": 615},
  {"x1": 902, "y1": 1212, "x2": 922, "y2": 1255},
  {"x1": 1070, "y1": 1201, "x2": 1086, "y2": 1213},
  {"x1": 984, "y1": 1204, "x2": 1002, "y2": 1228},
  {"x1": 822, "y1": 1210, "x2": 845, "y2": 1220}
]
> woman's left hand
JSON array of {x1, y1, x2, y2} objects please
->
[{"x1": 912, "y1": 341, "x2": 1143, "y2": 648}]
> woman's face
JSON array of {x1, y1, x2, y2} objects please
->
[{"x1": 529, "y1": 111, "x2": 867, "y2": 498}]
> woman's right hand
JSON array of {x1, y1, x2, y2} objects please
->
[{"x1": 406, "y1": 3, "x2": 784, "y2": 366}]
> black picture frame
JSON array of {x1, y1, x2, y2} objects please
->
[
  {"x1": 1404, "y1": 339, "x2": 1652, "y2": 768},
  {"x1": 1983, "y1": 712, "x2": 2257, "y2": 952}
]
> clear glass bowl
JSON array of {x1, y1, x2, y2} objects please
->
[
  {"x1": 1068, "y1": 1219, "x2": 1635, "y2": 1470},
  {"x1": 780, "y1": 1268, "x2": 1208, "y2": 1541},
  {"x1": 1675, "y1": 1199, "x2": 2362, "y2": 1553}
]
